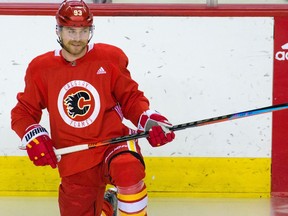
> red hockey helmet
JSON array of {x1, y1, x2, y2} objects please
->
[{"x1": 56, "y1": 0, "x2": 93, "y2": 27}]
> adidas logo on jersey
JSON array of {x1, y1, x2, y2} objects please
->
[
  {"x1": 275, "y1": 42, "x2": 288, "y2": 61},
  {"x1": 97, "y1": 67, "x2": 106, "y2": 74}
]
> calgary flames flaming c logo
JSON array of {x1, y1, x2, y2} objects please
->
[
  {"x1": 58, "y1": 80, "x2": 100, "y2": 128},
  {"x1": 64, "y1": 91, "x2": 91, "y2": 118}
]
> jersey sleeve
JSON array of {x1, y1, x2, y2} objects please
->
[
  {"x1": 111, "y1": 65, "x2": 150, "y2": 127},
  {"x1": 11, "y1": 59, "x2": 47, "y2": 138},
  {"x1": 96, "y1": 43, "x2": 150, "y2": 125},
  {"x1": 101, "y1": 44, "x2": 150, "y2": 125}
]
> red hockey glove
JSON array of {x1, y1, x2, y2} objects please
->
[
  {"x1": 20, "y1": 124, "x2": 58, "y2": 169},
  {"x1": 137, "y1": 110, "x2": 175, "y2": 147}
]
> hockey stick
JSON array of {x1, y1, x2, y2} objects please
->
[{"x1": 54, "y1": 103, "x2": 288, "y2": 156}]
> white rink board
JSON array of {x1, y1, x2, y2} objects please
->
[{"x1": 0, "y1": 16, "x2": 274, "y2": 157}]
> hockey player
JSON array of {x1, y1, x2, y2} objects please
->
[{"x1": 10, "y1": 0, "x2": 175, "y2": 216}]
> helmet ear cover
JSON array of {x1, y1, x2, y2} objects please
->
[{"x1": 56, "y1": 0, "x2": 93, "y2": 27}]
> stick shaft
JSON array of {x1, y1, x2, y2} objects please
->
[
  {"x1": 55, "y1": 103, "x2": 288, "y2": 156},
  {"x1": 170, "y1": 103, "x2": 288, "y2": 132}
]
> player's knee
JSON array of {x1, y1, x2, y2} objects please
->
[{"x1": 109, "y1": 153, "x2": 145, "y2": 187}]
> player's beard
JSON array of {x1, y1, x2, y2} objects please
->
[{"x1": 62, "y1": 40, "x2": 88, "y2": 58}]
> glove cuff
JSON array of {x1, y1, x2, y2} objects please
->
[
  {"x1": 20, "y1": 124, "x2": 49, "y2": 150},
  {"x1": 145, "y1": 109, "x2": 159, "y2": 117},
  {"x1": 137, "y1": 110, "x2": 160, "y2": 132}
]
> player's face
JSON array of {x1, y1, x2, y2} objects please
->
[{"x1": 59, "y1": 26, "x2": 91, "y2": 60}]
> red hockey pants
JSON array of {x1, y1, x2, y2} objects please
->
[{"x1": 58, "y1": 142, "x2": 145, "y2": 216}]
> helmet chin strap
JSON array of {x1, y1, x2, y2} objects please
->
[
  {"x1": 87, "y1": 25, "x2": 95, "y2": 43},
  {"x1": 56, "y1": 25, "x2": 64, "y2": 48},
  {"x1": 57, "y1": 37, "x2": 64, "y2": 48}
]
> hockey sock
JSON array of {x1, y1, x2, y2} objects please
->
[{"x1": 117, "y1": 181, "x2": 148, "y2": 216}]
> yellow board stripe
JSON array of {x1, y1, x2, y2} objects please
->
[
  {"x1": 0, "y1": 156, "x2": 270, "y2": 197},
  {"x1": 145, "y1": 157, "x2": 270, "y2": 198}
]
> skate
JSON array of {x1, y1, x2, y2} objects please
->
[{"x1": 104, "y1": 188, "x2": 118, "y2": 216}]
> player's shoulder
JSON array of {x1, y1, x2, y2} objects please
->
[
  {"x1": 26, "y1": 51, "x2": 61, "y2": 79},
  {"x1": 92, "y1": 43, "x2": 127, "y2": 59},
  {"x1": 93, "y1": 43, "x2": 124, "y2": 53},
  {"x1": 29, "y1": 50, "x2": 58, "y2": 68}
]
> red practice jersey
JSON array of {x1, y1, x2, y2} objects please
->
[{"x1": 11, "y1": 43, "x2": 150, "y2": 176}]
